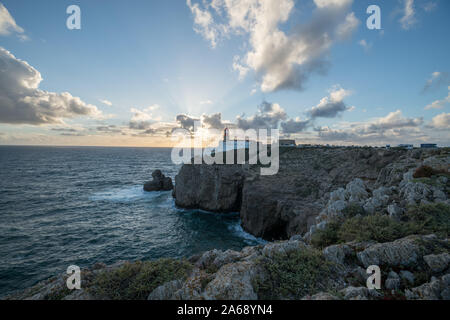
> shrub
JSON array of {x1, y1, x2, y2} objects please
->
[
  {"x1": 404, "y1": 203, "x2": 450, "y2": 237},
  {"x1": 254, "y1": 248, "x2": 334, "y2": 300},
  {"x1": 338, "y1": 214, "x2": 405, "y2": 243},
  {"x1": 413, "y1": 165, "x2": 434, "y2": 178},
  {"x1": 311, "y1": 203, "x2": 450, "y2": 249},
  {"x1": 88, "y1": 258, "x2": 192, "y2": 300},
  {"x1": 310, "y1": 219, "x2": 341, "y2": 248},
  {"x1": 342, "y1": 203, "x2": 366, "y2": 218}
]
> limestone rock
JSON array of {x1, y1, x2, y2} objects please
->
[
  {"x1": 147, "y1": 280, "x2": 183, "y2": 300},
  {"x1": 406, "y1": 274, "x2": 450, "y2": 300},
  {"x1": 423, "y1": 253, "x2": 450, "y2": 273},
  {"x1": 357, "y1": 236, "x2": 422, "y2": 268},
  {"x1": 144, "y1": 170, "x2": 173, "y2": 192},
  {"x1": 204, "y1": 261, "x2": 258, "y2": 300}
]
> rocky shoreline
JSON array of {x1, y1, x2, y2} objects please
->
[{"x1": 6, "y1": 147, "x2": 449, "y2": 300}]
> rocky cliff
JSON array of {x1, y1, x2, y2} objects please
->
[
  {"x1": 174, "y1": 147, "x2": 447, "y2": 240},
  {"x1": 8, "y1": 147, "x2": 449, "y2": 301}
]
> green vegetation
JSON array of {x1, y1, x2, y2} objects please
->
[
  {"x1": 88, "y1": 259, "x2": 192, "y2": 300},
  {"x1": 311, "y1": 203, "x2": 450, "y2": 249},
  {"x1": 341, "y1": 203, "x2": 366, "y2": 218},
  {"x1": 253, "y1": 248, "x2": 334, "y2": 300}
]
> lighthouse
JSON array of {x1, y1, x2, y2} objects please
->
[{"x1": 223, "y1": 127, "x2": 229, "y2": 142}]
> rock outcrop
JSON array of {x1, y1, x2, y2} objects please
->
[
  {"x1": 173, "y1": 164, "x2": 247, "y2": 212},
  {"x1": 174, "y1": 147, "x2": 446, "y2": 240},
  {"x1": 144, "y1": 170, "x2": 173, "y2": 192},
  {"x1": 10, "y1": 233, "x2": 449, "y2": 300}
]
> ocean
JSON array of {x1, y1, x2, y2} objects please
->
[{"x1": 0, "y1": 146, "x2": 263, "y2": 297}]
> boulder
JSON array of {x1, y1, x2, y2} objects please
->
[
  {"x1": 346, "y1": 179, "x2": 369, "y2": 203},
  {"x1": 147, "y1": 279, "x2": 183, "y2": 300},
  {"x1": 144, "y1": 170, "x2": 173, "y2": 192},
  {"x1": 203, "y1": 261, "x2": 259, "y2": 300},
  {"x1": 387, "y1": 203, "x2": 404, "y2": 221},
  {"x1": 385, "y1": 271, "x2": 400, "y2": 290},
  {"x1": 406, "y1": 274, "x2": 450, "y2": 300},
  {"x1": 357, "y1": 236, "x2": 422, "y2": 268},
  {"x1": 173, "y1": 164, "x2": 245, "y2": 212},
  {"x1": 322, "y1": 244, "x2": 352, "y2": 265},
  {"x1": 423, "y1": 253, "x2": 450, "y2": 273},
  {"x1": 400, "y1": 270, "x2": 415, "y2": 285}
]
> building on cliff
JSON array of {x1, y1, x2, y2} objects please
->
[
  {"x1": 279, "y1": 139, "x2": 296, "y2": 147},
  {"x1": 215, "y1": 128, "x2": 257, "y2": 153}
]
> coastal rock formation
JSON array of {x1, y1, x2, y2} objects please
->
[
  {"x1": 8, "y1": 147, "x2": 449, "y2": 301},
  {"x1": 144, "y1": 170, "x2": 173, "y2": 192},
  {"x1": 10, "y1": 233, "x2": 449, "y2": 300},
  {"x1": 174, "y1": 147, "x2": 440, "y2": 240},
  {"x1": 173, "y1": 164, "x2": 247, "y2": 212}
]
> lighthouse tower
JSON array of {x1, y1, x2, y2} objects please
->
[{"x1": 223, "y1": 127, "x2": 229, "y2": 142}]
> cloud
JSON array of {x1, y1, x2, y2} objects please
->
[
  {"x1": 186, "y1": 0, "x2": 225, "y2": 48},
  {"x1": 96, "y1": 125, "x2": 124, "y2": 134},
  {"x1": 187, "y1": 0, "x2": 359, "y2": 92},
  {"x1": 425, "y1": 86, "x2": 450, "y2": 110},
  {"x1": 281, "y1": 118, "x2": 310, "y2": 134},
  {"x1": 176, "y1": 114, "x2": 199, "y2": 131},
  {"x1": 128, "y1": 105, "x2": 161, "y2": 130},
  {"x1": 200, "y1": 99, "x2": 213, "y2": 105},
  {"x1": 400, "y1": 0, "x2": 416, "y2": 30},
  {"x1": 0, "y1": 3, "x2": 27, "y2": 40},
  {"x1": 99, "y1": 99, "x2": 112, "y2": 106},
  {"x1": 201, "y1": 112, "x2": 225, "y2": 129},
  {"x1": 316, "y1": 110, "x2": 425, "y2": 144},
  {"x1": 308, "y1": 87, "x2": 352, "y2": 118},
  {"x1": 236, "y1": 101, "x2": 287, "y2": 130},
  {"x1": 423, "y1": 72, "x2": 450, "y2": 92},
  {"x1": 366, "y1": 110, "x2": 423, "y2": 132},
  {"x1": 0, "y1": 47, "x2": 104, "y2": 125},
  {"x1": 426, "y1": 113, "x2": 450, "y2": 129},
  {"x1": 423, "y1": 1, "x2": 437, "y2": 12},
  {"x1": 358, "y1": 39, "x2": 372, "y2": 52}
]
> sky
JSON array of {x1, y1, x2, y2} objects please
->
[{"x1": 0, "y1": 0, "x2": 449, "y2": 147}]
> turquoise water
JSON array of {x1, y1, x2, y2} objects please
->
[{"x1": 0, "y1": 146, "x2": 263, "y2": 297}]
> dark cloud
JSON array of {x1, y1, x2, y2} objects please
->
[
  {"x1": 96, "y1": 125, "x2": 124, "y2": 134},
  {"x1": 307, "y1": 88, "x2": 352, "y2": 119},
  {"x1": 0, "y1": 47, "x2": 103, "y2": 125},
  {"x1": 236, "y1": 101, "x2": 287, "y2": 130},
  {"x1": 201, "y1": 113, "x2": 225, "y2": 129},
  {"x1": 51, "y1": 128, "x2": 78, "y2": 133},
  {"x1": 129, "y1": 120, "x2": 152, "y2": 130},
  {"x1": 281, "y1": 118, "x2": 310, "y2": 134},
  {"x1": 176, "y1": 114, "x2": 199, "y2": 131}
]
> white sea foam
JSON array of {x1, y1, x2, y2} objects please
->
[
  {"x1": 89, "y1": 185, "x2": 166, "y2": 202},
  {"x1": 228, "y1": 223, "x2": 266, "y2": 245}
]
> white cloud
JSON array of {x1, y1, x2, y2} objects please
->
[
  {"x1": 0, "y1": 3, "x2": 27, "y2": 39},
  {"x1": 427, "y1": 113, "x2": 450, "y2": 129},
  {"x1": 0, "y1": 47, "x2": 104, "y2": 125},
  {"x1": 187, "y1": 0, "x2": 359, "y2": 92},
  {"x1": 236, "y1": 101, "x2": 287, "y2": 129},
  {"x1": 423, "y1": 71, "x2": 449, "y2": 92},
  {"x1": 99, "y1": 99, "x2": 113, "y2": 106},
  {"x1": 400, "y1": 0, "x2": 416, "y2": 30},
  {"x1": 425, "y1": 86, "x2": 450, "y2": 110},
  {"x1": 316, "y1": 110, "x2": 426, "y2": 144},
  {"x1": 129, "y1": 105, "x2": 161, "y2": 130},
  {"x1": 200, "y1": 99, "x2": 213, "y2": 105},
  {"x1": 308, "y1": 87, "x2": 352, "y2": 118},
  {"x1": 359, "y1": 39, "x2": 372, "y2": 52},
  {"x1": 423, "y1": 1, "x2": 437, "y2": 12}
]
